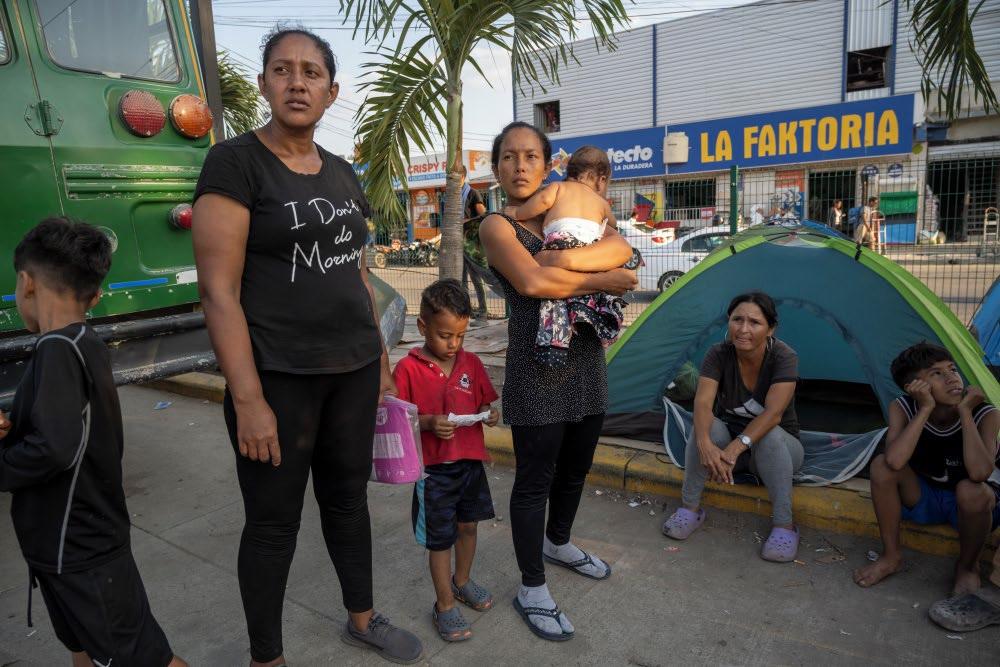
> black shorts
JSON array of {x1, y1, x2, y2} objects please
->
[
  {"x1": 33, "y1": 551, "x2": 173, "y2": 666},
  {"x1": 412, "y1": 460, "x2": 495, "y2": 551}
]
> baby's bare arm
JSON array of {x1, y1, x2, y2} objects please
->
[
  {"x1": 511, "y1": 183, "x2": 560, "y2": 221},
  {"x1": 604, "y1": 199, "x2": 617, "y2": 229}
]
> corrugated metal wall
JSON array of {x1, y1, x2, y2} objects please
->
[
  {"x1": 512, "y1": 0, "x2": 1000, "y2": 137},
  {"x1": 894, "y1": 0, "x2": 1000, "y2": 115},
  {"x1": 847, "y1": 0, "x2": 894, "y2": 51},
  {"x1": 512, "y1": 25, "x2": 654, "y2": 137},
  {"x1": 654, "y1": 0, "x2": 844, "y2": 125}
]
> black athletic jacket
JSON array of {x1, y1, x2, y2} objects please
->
[{"x1": 0, "y1": 323, "x2": 130, "y2": 573}]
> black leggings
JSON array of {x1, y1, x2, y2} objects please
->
[
  {"x1": 223, "y1": 361, "x2": 380, "y2": 663},
  {"x1": 509, "y1": 414, "x2": 604, "y2": 587}
]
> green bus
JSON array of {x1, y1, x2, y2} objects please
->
[{"x1": 0, "y1": 0, "x2": 405, "y2": 403}]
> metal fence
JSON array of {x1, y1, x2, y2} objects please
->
[
  {"x1": 370, "y1": 152, "x2": 1000, "y2": 329},
  {"x1": 368, "y1": 226, "x2": 508, "y2": 320}
]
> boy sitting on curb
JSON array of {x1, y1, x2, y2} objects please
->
[{"x1": 854, "y1": 342, "x2": 1000, "y2": 595}]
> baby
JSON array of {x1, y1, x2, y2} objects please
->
[{"x1": 506, "y1": 145, "x2": 629, "y2": 367}]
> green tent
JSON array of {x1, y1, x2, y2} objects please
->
[{"x1": 607, "y1": 225, "x2": 1000, "y2": 425}]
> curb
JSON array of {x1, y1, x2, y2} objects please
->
[{"x1": 150, "y1": 372, "x2": 980, "y2": 559}]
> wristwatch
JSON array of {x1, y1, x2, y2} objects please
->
[{"x1": 737, "y1": 434, "x2": 753, "y2": 448}]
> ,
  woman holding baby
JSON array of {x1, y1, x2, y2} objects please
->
[
  {"x1": 479, "y1": 122, "x2": 638, "y2": 641},
  {"x1": 505, "y1": 145, "x2": 633, "y2": 367}
]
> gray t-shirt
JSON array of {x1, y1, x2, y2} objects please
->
[{"x1": 700, "y1": 339, "x2": 800, "y2": 437}]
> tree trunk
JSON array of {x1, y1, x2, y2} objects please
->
[{"x1": 440, "y1": 78, "x2": 464, "y2": 281}]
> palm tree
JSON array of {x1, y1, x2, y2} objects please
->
[
  {"x1": 342, "y1": 1, "x2": 630, "y2": 280},
  {"x1": 907, "y1": 0, "x2": 999, "y2": 119},
  {"x1": 217, "y1": 51, "x2": 265, "y2": 139}
]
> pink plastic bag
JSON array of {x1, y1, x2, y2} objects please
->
[{"x1": 370, "y1": 396, "x2": 425, "y2": 484}]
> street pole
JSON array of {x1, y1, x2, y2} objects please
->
[
  {"x1": 188, "y1": 0, "x2": 225, "y2": 142},
  {"x1": 729, "y1": 165, "x2": 739, "y2": 234}
]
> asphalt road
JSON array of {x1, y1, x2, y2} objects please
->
[{"x1": 2, "y1": 385, "x2": 997, "y2": 665}]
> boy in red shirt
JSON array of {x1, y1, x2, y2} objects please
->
[{"x1": 393, "y1": 279, "x2": 499, "y2": 642}]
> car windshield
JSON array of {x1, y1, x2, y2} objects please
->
[
  {"x1": 682, "y1": 233, "x2": 728, "y2": 253},
  {"x1": 35, "y1": 0, "x2": 179, "y2": 82}
]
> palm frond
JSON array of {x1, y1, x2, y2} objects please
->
[
  {"x1": 354, "y1": 46, "x2": 448, "y2": 218},
  {"x1": 345, "y1": 0, "x2": 632, "y2": 279},
  {"x1": 217, "y1": 51, "x2": 265, "y2": 138},
  {"x1": 499, "y1": 0, "x2": 630, "y2": 96},
  {"x1": 906, "y1": 0, "x2": 999, "y2": 119}
]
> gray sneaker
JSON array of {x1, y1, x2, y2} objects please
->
[{"x1": 341, "y1": 612, "x2": 424, "y2": 664}]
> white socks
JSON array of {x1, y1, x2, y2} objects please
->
[
  {"x1": 543, "y1": 536, "x2": 609, "y2": 578},
  {"x1": 518, "y1": 583, "x2": 574, "y2": 635}
]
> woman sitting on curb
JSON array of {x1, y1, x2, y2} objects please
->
[{"x1": 662, "y1": 291, "x2": 805, "y2": 562}]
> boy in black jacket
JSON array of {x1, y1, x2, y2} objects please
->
[{"x1": 0, "y1": 218, "x2": 186, "y2": 667}]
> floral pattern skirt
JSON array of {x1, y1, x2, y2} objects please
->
[{"x1": 535, "y1": 230, "x2": 626, "y2": 367}]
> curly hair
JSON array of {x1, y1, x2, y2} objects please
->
[{"x1": 420, "y1": 279, "x2": 472, "y2": 319}]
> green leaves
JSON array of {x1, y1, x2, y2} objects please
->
[
  {"x1": 342, "y1": 0, "x2": 631, "y2": 277},
  {"x1": 353, "y1": 45, "x2": 447, "y2": 218},
  {"x1": 217, "y1": 51, "x2": 265, "y2": 138},
  {"x1": 906, "y1": 0, "x2": 999, "y2": 119},
  {"x1": 500, "y1": 0, "x2": 630, "y2": 96}
]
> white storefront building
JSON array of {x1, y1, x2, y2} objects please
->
[{"x1": 514, "y1": 0, "x2": 1000, "y2": 243}]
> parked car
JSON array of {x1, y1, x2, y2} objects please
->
[{"x1": 626, "y1": 224, "x2": 733, "y2": 291}]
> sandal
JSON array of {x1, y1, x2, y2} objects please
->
[
  {"x1": 760, "y1": 526, "x2": 799, "y2": 562},
  {"x1": 452, "y1": 577, "x2": 493, "y2": 611},
  {"x1": 542, "y1": 550, "x2": 611, "y2": 580},
  {"x1": 662, "y1": 507, "x2": 705, "y2": 540},
  {"x1": 512, "y1": 597, "x2": 573, "y2": 642},
  {"x1": 432, "y1": 604, "x2": 472, "y2": 642},
  {"x1": 929, "y1": 593, "x2": 1000, "y2": 632}
]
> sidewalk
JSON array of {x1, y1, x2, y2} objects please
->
[
  {"x1": 153, "y1": 319, "x2": 987, "y2": 559},
  {"x1": 1, "y1": 386, "x2": 997, "y2": 665}
]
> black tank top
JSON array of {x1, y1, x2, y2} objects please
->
[
  {"x1": 896, "y1": 395, "x2": 997, "y2": 490},
  {"x1": 489, "y1": 215, "x2": 607, "y2": 426}
]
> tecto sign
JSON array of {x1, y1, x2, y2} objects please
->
[
  {"x1": 608, "y1": 145, "x2": 655, "y2": 169},
  {"x1": 547, "y1": 127, "x2": 666, "y2": 182}
]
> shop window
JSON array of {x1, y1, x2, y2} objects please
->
[
  {"x1": 534, "y1": 101, "x2": 560, "y2": 134},
  {"x1": 665, "y1": 179, "x2": 715, "y2": 210},
  {"x1": 846, "y1": 46, "x2": 889, "y2": 92}
]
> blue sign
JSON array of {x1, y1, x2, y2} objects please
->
[
  {"x1": 547, "y1": 126, "x2": 665, "y2": 182},
  {"x1": 666, "y1": 94, "x2": 914, "y2": 174},
  {"x1": 888, "y1": 162, "x2": 904, "y2": 178},
  {"x1": 862, "y1": 164, "x2": 879, "y2": 178}
]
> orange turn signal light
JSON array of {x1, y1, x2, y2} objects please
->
[{"x1": 169, "y1": 94, "x2": 213, "y2": 139}]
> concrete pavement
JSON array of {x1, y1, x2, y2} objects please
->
[{"x1": 2, "y1": 385, "x2": 997, "y2": 666}]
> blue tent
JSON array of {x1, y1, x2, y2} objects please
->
[
  {"x1": 973, "y1": 276, "x2": 1000, "y2": 368},
  {"x1": 606, "y1": 225, "x2": 1000, "y2": 484}
]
